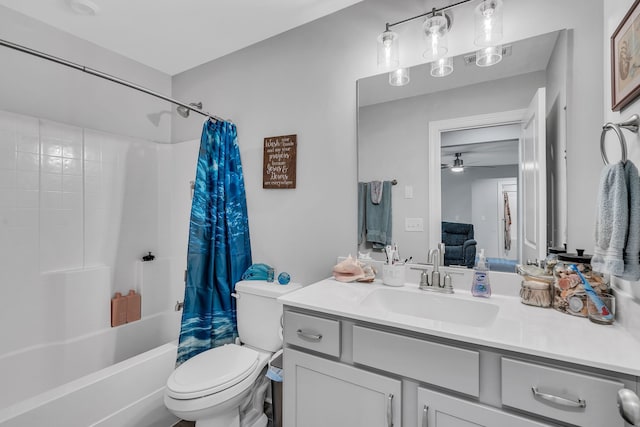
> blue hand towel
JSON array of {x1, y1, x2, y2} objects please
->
[
  {"x1": 365, "y1": 180, "x2": 392, "y2": 248},
  {"x1": 592, "y1": 162, "x2": 627, "y2": 276},
  {"x1": 358, "y1": 182, "x2": 367, "y2": 245},
  {"x1": 623, "y1": 161, "x2": 640, "y2": 280}
]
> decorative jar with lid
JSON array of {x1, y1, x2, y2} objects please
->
[{"x1": 552, "y1": 250, "x2": 609, "y2": 317}]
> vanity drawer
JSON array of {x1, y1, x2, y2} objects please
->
[
  {"x1": 352, "y1": 326, "x2": 479, "y2": 397},
  {"x1": 501, "y1": 357, "x2": 624, "y2": 427},
  {"x1": 283, "y1": 311, "x2": 340, "y2": 357}
]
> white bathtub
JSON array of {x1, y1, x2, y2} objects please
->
[{"x1": 0, "y1": 311, "x2": 182, "y2": 427}]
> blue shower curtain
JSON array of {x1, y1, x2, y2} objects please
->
[{"x1": 176, "y1": 119, "x2": 252, "y2": 365}]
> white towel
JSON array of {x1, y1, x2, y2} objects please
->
[
  {"x1": 623, "y1": 161, "x2": 640, "y2": 280},
  {"x1": 592, "y1": 162, "x2": 627, "y2": 276},
  {"x1": 370, "y1": 180, "x2": 383, "y2": 204}
]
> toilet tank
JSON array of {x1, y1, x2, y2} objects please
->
[{"x1": 234, "y1": 280, "x2": 302, "y2": 352}]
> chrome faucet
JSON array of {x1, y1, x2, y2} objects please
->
[{"x1": 410, "y1": 247, "x2": 454, "y2": 294}]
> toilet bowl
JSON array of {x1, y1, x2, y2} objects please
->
[
  {"x1": 165, "y1": 280, "x2": 302, "y2": 427},
  {"x1": 164, "y1": 344, "x2": 271, "y2": 427}
]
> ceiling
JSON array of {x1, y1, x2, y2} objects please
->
[
  {"x1": 441, "y1": 124, "x2": 520, "y2": 167},
  {"x1": 0, "y1": 0, "x2": 364, "y2": 76}
]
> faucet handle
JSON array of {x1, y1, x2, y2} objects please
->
[
  {"x1": 420, "y1": 270, "x2": 430, "y2": 288},
  {"x1": 443, "y1": 273, "x2": 454, "y2": 293}
]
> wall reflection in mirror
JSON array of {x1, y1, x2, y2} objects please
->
[{"x1": 357, "y1": 30, "x2": 569, "y2": 270}]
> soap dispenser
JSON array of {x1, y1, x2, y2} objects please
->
[{"x1": 471, "y1": 249, "x2": 491, "y2": 297}]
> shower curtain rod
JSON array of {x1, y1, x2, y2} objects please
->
[{"x1": 0, "y1": 38, "x2": 224, "y2": 122}]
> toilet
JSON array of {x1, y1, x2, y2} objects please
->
[{"x1": 164, "y1": 280, "x2": 301, "y2": 427}]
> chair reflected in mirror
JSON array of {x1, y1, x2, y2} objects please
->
[{"x1": 442, "y1": 221, "x2": 477, "y2": 268}]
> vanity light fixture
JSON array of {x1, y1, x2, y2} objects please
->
[
  {"x1": 422, "y1": 12, "x2": 450, "y2": 62},
  {"x1": 389, "y1": 68, "x2": 410, "y2": 86},
  {"x1": 377, "y1": 0, "x2": 505, "y2": 85},
  {"x1": 431, "y1": 57, "x2": 454, "y2": 77},
  {"x1": 474, "y1": 0, "x2": 504, "y2": 66},
  {"x1": 476, "y1": 45, "x2": 503, "y2": 66},
  {"x1": 474, "y1": 0, "x2": 503, "y2": 47},
  {"x1": 377, "y1": 29, "x2": 399, "y2": 70}
]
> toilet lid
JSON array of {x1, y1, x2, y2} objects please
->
[{"x1": 166, "y1": 344, "x2": 260, "y2": 399}]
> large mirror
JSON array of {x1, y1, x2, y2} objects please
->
[{"x1": 357, "y1": 30, "x2": 568, "y2": 269}]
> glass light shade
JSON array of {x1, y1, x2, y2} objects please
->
[
  {"x1": 451, "y1": 165, "x2": 464, "y2": 173},
  {"x1": 474, "y1": 0, "x2": 503, "y2": 47},
  {"x1": 430, "y1": 57, "x2": 453, "y2": 77},
  {"x1": 422, "y1": 14, "x2": 449, "y2": 61},
  {"x1": 389, "y1": 68, "x2": 410, "y2": 86},
  {"x1": 377, "y1": 30, "x2": 399, "y2": 69},
  {"x1": 476, "y1": 45, "x2": 503, "y2": 67}
]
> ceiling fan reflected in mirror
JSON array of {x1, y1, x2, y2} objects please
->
[
  {"x1": 441, "y1": 152, "x2": 469, "y2": 172},
  {"x1": 451, "y1": 152, "x2": 464, "y2": 172},
  {"x1": 441, "y1": 149, "x2": 502, "y2": 172}
]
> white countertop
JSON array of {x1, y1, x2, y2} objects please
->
[{"x1": 278, "y1": 278, "x2": 640, "y2": 377}]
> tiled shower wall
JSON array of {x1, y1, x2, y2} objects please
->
[{"x1": 0, "y1": 110, "x2": 181, "y2": 355}]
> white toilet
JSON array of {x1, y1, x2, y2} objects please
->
[{"x1": 164, "y1": 280, "x2": 301, "y2": 427}]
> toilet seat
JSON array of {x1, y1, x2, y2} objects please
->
[{"x1": 166, "y1": 344, "x2": 260, "y2": 400}]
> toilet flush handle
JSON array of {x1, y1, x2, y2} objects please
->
[{"x1": 231, "y1": 293, "x2": 240, "y2": 299}]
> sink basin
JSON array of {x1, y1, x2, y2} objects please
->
[{"x1": 359, "y1": 288, "x2": 499, "y2": 327}]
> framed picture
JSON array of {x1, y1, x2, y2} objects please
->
[{"x1": 612, "y1": 0, "x2": 640, "y2": 111}]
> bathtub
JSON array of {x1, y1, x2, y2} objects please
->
[{"x1": 0, "y1": 310, "x2": 182, "y2": 427}]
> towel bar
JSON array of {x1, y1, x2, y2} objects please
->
[{"x1": 601, "y1": 114, "x2": 640, "y2": 164}]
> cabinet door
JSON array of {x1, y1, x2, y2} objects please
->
[
  {"x1": 418, "y1": 388, "x2": 550, "y2": 427},
  {"x1": 283, "y1": 348, "x2": 401, "y2": 427}
]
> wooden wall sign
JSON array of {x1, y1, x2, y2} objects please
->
[{"x1": 263, "y1": 134, "x2": 297, "y2": 189}]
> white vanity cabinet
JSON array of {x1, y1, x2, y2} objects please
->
[
  {"x1": 417, "y1": 388, "x2": 548, "y2": 427},
  {"x1": 282, "y1": 310, "x2": 401, "y2": 427},
  {"x1": 283, "y1": 348, "x2": 401, "y2": 427},
  {"x1": 282, "y1": 307, "x2": 635, "y2": 427}
]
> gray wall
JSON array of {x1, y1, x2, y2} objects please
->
[
  {"x1": 0, "y1": 6, "x2": 172, "y2": 143},
  {"x1": 442, "y1": 165, "x2": 519, "y2": 224},
  {"x1": 172, "y1": 0, "x2": 604, "y2": 284}
]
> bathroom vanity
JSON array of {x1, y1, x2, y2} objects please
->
[{"x1": 278, "y1": 277, "x2": 640, "y2": 427}]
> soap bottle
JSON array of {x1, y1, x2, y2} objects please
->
[
  {"x1": 471, "y1": 249, "x2": 491, "y2": 297},
  {"x1": 126, "y1": 290, "x2": 142, "y2": 323},
  {"x1": 111, "y1": 292, "x2": 128, "y2": 327}
]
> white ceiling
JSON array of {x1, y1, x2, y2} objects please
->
[{"x1": 0, "y1": 0, "x2": 363, "y2": 75}]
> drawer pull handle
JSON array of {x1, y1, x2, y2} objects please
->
[
  {"x1": 531, "y1": 387, "x2": 586, "y2": 408},
  {"x1": 422, "y1": 404, "x2": 429, "y2": 427},
  {"x1": 296, "y1": 329, "x2": 323, "y2": 341},
  {"x1": 387, "y1": 393, "x2": 394, "y2": 427}
]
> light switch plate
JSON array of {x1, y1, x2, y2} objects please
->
[
  {"x1": 405, "y1": 217, "x2": 424, "y2": 232},
  {"x1": 404, "y1": 185, "x2": 413, "y2": 199}
]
